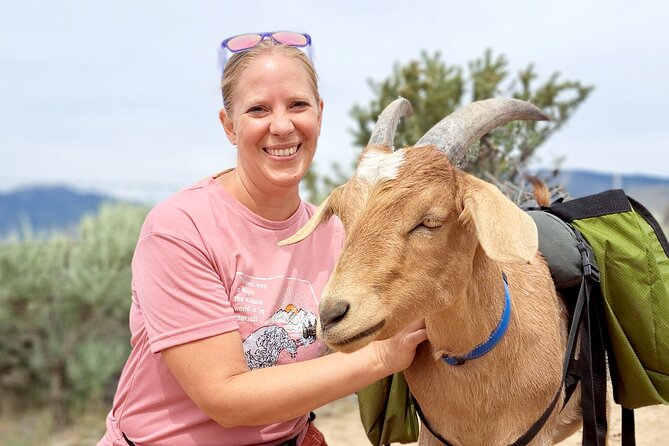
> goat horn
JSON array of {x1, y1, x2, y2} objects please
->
[
  {"x1": 365, "y1": 97, "x2": 414, "y2": 152},
  {"x1": 414, "y1": 98, "x2": 549, "y2": 166}
]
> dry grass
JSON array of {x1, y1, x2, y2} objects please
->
[
  {"x1": 0, "y1": 408, "x2": 106, "y2": 446},
  {"x1": 1, "y1": 394, "x2": 667, "y2": 446}
]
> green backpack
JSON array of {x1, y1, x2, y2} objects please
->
[
  {"x1": 357, "y1": 372, "x2": 419, "y2": 445},
  {"x1": 529, "y1": 188, "x2": 669, "y2": 446}
]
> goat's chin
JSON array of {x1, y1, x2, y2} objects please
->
[
  {"x1": 325, "y1": 338, "x2": 371, "y2": 353},
  {"x1": 319, "y1": 319, "x2": 386, "y2": 353}
]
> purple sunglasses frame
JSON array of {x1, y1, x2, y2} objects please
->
[
  {"x1": 218, "y1": 31, "x2": 314, "y2": 104},
  {"x1": 221, "y1": 31, "x2": 312, "y2": 54}
]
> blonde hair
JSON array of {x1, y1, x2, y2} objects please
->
[{"x1": 221, "y1": 39, "x2": 320, "y2": 116}]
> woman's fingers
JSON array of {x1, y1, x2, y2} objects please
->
[{"x1": 372, "y1": 319, "x2": 427, "y2": 373}]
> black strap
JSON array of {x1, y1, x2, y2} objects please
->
[
  {"x1": 549, "y1": 189, "x2": 631, "y2": 222},
  {"x1": 628, "y1": 195, "x2": 669, "y2": 257},
  {"x1": 413, "y1": 397, "x2": 456, "y2": 446},
  {"x1": 512, "y1": 234, "x2": 605, "y2": 446},
  {"x1": 122, "y1": 432, "x2": 135, "y2": 446},
  {"x1": 122, "y1": 414, "x2": 311, "y2": 446},
  {"x1": 124, "y1": 433, "x2": 302, "y2": 446},
  {"x1": 555, "y1": 228, "x2": 608, "y2": 446},
  {"x1": 621, "y1": 407, "x2": 637, "y2": 446},
  {"x1": 414, "y1": 373, "x2": 566, "y2": 446},
  {"x1": 574, "y1": 276, "x2": 608, "y2": 446},
  {"x1": 509, "y1": 386, "x2": 563, "y2": 446}
]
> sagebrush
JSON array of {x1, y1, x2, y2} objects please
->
[{"x1": 0, "y1": 203, "x2": 147, "y2": 422}]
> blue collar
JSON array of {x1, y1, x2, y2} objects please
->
[{"x1": 442, "y1": 274, "x2": 511, "y2": 366}]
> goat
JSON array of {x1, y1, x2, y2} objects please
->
[{"x1": 280, "y1": 98, "x2": 585, "y2": 445}]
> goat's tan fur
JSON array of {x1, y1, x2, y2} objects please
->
[{"x1": 281, "y1": 106, "x2": 589, "y2": 445}]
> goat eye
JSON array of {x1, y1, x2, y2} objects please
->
[
  {"x1": 420, "y1": 217, "x2": 442, "y2": 229},
  {"x1": 409, "y1": 216, "x2": 443, "y2": 235}
]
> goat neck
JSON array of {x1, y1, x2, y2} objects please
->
[{"x1": 424, "y1": 246, "x2": 509, "y2": 362}]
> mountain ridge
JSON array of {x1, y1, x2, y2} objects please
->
[
  {"x1": 0, "y1": 185, "x2": 117, "y2": 237},
  {"x1": 541, "y1": 169, "x2": 669, "y2": 215},
  {"x1": 1, "y1": 169, "x2": 668, "y2": 237}
]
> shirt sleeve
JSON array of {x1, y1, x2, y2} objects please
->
[{"x1": 132, "y1": 232, "x2": 239, "y2": 353}]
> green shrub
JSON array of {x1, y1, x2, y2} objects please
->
[{"x1": 0, "y1": 202, "x2": 148, "y2": 421}]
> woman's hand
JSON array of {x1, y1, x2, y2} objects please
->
[{"x1": 368, "y1": 319, "x2": 427, "y2": 374}]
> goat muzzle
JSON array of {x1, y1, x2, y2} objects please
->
[{"x1": 319, "y1": 298, "x2": 350, "y2": 332}]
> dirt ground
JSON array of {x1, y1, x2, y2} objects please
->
[
  {"x1": 314, "y1": 394, "x2": 669, "y2": 446},
  {"x1": 4, "y1": 390, "x2": 665, "y2": 445}
]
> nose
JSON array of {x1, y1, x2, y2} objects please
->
[
  {"x1": 319, "y1": 299, "x2": 350, "y2": 332},
  {"x1": 269, "y1": 112, "x2": 295, "y2": 138}
]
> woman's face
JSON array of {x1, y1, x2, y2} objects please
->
[{"x1": 222, "y1": 52, "x2": 323, "y2": 195}]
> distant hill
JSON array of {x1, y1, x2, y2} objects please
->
[
  {"x1": 553, "y1": 169, "x2": 668, "y2": 196},
  {"x1": 1, "y1": 169, "x2": 667, "y2": 239},
  {"x1": 0, "y1": 186, "x2": 117, "y2": 238},
  {"x1": 544, "y1": 169, "x2": 669, "y2": 217}
]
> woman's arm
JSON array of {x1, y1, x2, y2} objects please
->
[{"x1": 162, "y1": 319, "x2": 426, "y2": 428}]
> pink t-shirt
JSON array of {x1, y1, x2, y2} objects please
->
[{"x1": 99, "y1": 177, "x2": 344, "y2": 446}]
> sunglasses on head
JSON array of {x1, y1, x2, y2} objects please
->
[
  {"x1": 221, "y1": 31, "x2": 312, "y2": 54},
  {"x1": 218, "y1": 31, "x2": 313, "y2": 104}
]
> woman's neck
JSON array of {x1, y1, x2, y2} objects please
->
[{"x1": 215, "y1": 169, "x2": 301, "y2": 221}]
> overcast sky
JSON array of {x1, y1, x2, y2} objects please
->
[{"x1": 1, "y1": 0, "x2": 667, "y2": 203}]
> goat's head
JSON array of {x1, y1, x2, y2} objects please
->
[{"x1": 280, "y1": 98, "x2": 548, "y2": 352}]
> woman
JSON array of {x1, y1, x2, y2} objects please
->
[{"x1": 98, "y1": 31, "x2": 427, "y2": 446}]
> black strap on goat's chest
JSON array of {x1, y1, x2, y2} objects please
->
[
  {"x1": 413, "y1": 385, "x2": 563, "y2": 446},
  {"x1": 413, "y1": 259, "x2": 609, "y2": 446}
]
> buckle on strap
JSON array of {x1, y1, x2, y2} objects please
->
[
  {"x1": 574, "y1": 229, "x2": 600, "y2": 282},
  {"x1": 442, "y1": 273, "x2": 511, "y2": 366}
]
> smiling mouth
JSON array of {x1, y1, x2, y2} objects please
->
[
  {"x1": 264, "y1": 144, "x2": 301, "y2": 157},
  {"x1": 329, "y1": 320, "x2": 386, "y2": 348}
]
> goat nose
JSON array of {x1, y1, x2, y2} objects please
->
[{"x1": 319, "y1": 300, "x2": 350, "y2": 331}]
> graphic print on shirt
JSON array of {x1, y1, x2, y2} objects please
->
[{"x1": 233, "y1": 273, "x2": 323, "y2": 370}]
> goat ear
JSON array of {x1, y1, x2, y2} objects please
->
[
  {"x1": 278, "y1": 186, "x2": 342, "y2": 246},
  {"x1": 462, "y1": 176, "x2": 538, "y2": 263}
]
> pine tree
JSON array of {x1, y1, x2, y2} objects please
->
[{"x1": 304, "y1": 49, "x2": 593, "y2": 203}]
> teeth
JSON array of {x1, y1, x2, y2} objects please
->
[{"x1": 267, "y1": 145, "x2": 298, "y2": 157}]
